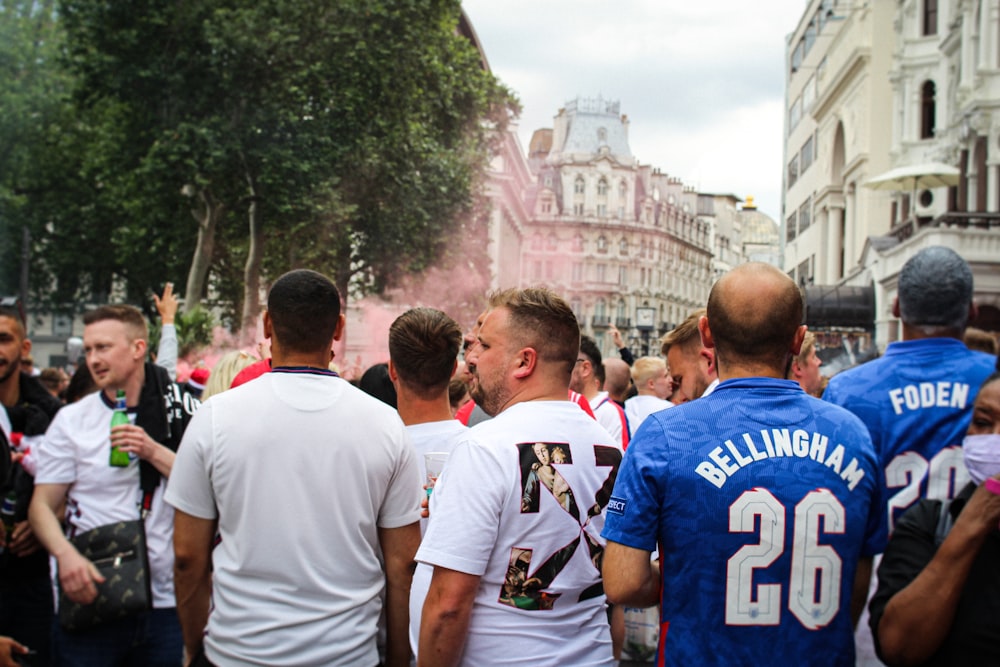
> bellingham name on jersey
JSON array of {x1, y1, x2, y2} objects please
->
[
  {"x1": 695, "y1": 427, "x2": 867, "y2": 491},
  {"x1": 887, "y1": 380, "x2": 970, "y2": 415}
]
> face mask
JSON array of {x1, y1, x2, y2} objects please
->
[{"x1": 962, "y1": 434, "x2": 1000, "y2": 485}]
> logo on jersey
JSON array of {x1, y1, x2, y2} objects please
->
[{"x1": 607, "y1": 497, "x2": 626, "y2": 515}]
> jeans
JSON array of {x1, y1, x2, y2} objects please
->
[
  {"x1": 51, "y1": 607, "x2": 182, "y2": 667},
  {"x1": 0, "y1": 571, "x2": 54, "y2": 666}
]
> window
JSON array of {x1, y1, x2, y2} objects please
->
[
  {"x1": 572, "y1": 263, "x2": 583, "y2": 282},
  {"x1": 597, "y1": 204, "x2": 608, "y2": 217},
  {"x1": 923, "y1": 0, "x2": 937, "y2": 36},
  {"x1": 800, "y1": 136, "x2": 814, "y2": 173},
  {"x1": 597, "y1": 236, "x2": 608, "y2": 253},
  {"x1": 616, "y1": 299, "x2": 627, "y2": 324},
  {"x1": 595, "y1": 299, "x2": 607, "y2": 317},
  {"x1": 574, "y1": 176, "x2": 585, "y2": 194},
  {"x1": 597, "y1": 178, "x2": 609, "y2": 196},
  {"x1": 619, "y1": 238, "x2": 629, "y2": 255},
  {"x1": 573, "y1": 203, "x2": 584, "y2": 216},
  {"x1": 787, "y1": 155, "x2": 799, "y2": 188},
  {"x1": 789, "y1": 96, "x2": 802, "y2": 132},
  {"x1": 596, "y1": 264, "x2": 607, "y2": 283},
  {"x1": 619, "y1": 265, "x2": 628, "y2": 285},
  {"x1": 786, "y1": 212, "x2": 798, "y2": 243},
  {"x1": 798, "y1": 198, "x2": 812, "y2": 232},
  {"x1": 619, "y1": 181, "x2": 627, "y2": 199},
  {"x1": 791, "y1": 40, "x2": 804, "y2": 74},
  {"x1": 546, "y1": 233, "x2": 558, "y2": 251},
  {"x1": 921, "y1": 81, "x2": 936, "y2": 139},
  {"x1": 570, "y1": 298, "x2": 582, "y2": 320},
  {"x1": 531, "y1": 233, "x2": 543, "y2": 250}
]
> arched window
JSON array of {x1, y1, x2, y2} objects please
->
[
  {"x1": 619, "y1": 237, "x2": 629, "y2": 255},
  {"x1": 597, "y1": 235, "x2": 608, "y2": 253},
  {"x1": 616, "y1": 298, "x2": 627, "y2": 321},
  {"x1": 619, "y1": 180, "x2": 627, "y2": 199},
  {"x1": 921, "y1": 81, "x2": 936, "y2": 139},
  {"x1": 574, "y1": 176, "x2": 585, "y2": 194},
  {"x1": 595, "y1": 298, "x2": 607, "y2": 317},
  {"x1": 597, "y1": 178, "x2": 609, "y2": 197}
]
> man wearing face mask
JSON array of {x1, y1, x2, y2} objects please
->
[{"x1": 869, "y1": 372, "x2": 1000, "y2": 666}]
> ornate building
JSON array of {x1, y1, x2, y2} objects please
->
[{"x1": 515, "y1": 97, "x2": 714, "y2": 357}]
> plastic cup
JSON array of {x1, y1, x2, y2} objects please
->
[{"x1": 424, "y1": 452, "x2": 450, "y2": 497}]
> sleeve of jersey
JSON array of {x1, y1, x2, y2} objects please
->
[
  {"x1": 377, "y1": 426, "x2": 422, "y2": 529},
  {"x1": 33, "y1": 410, "x2": 78, "y2": 485},
  {"x1": 163, "y1": 403, "x2": 217, "y2": 520},
  {"x1": 415, "y1": 436, "x2": 506, "y2": 577},
  {"x1": 600, "y1": 418, "x2": 663, "y2": 552},
  {"x1": 867, "y1": 499, "x2": 939, "y2": 659}
]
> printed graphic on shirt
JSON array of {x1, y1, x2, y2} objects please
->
[{"x1": 500, "y1": 442, "x2": 621, "y2": 611}]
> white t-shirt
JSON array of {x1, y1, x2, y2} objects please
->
[
  {"x1": 405, "y1": 419, "x2": 469, "y2": 656},
  {"x1": 416, "y1": 401, "x2": 621, "y2": 667},
  {"x1": 35, "y1": 391, "x2": 177, "y2": 608},
  {"x1": 624, "y1": 394, "x2": 672, "y2": 431},
  {"x1": 701, "y1": 377, "x2": 720, "y2": 397},
  {"x1": 588, "y1": 391, "x2": 625, "y2": 447},
  {"x1": 165, "y1": 371, "x2": 421, "y2": 667}
]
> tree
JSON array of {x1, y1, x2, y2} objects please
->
[{"x1": 39, "y1": 0, "x2": 515, "y2": 332}]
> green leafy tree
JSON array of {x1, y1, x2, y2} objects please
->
[{"x1": 43, "y1": 0, "x2": 515, "y2": 334}]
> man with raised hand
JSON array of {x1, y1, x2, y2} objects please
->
[
  {"x1": 603, "y1": 263, "x2": 880, "y2": 666},
  {"x1": 168, "y1": 270, "x2": 421, "y2": 667},
  {"x1": 418, "y1": 287, "x2": 622, "y2": 667}
]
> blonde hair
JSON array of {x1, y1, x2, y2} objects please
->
[
  {"x1": 201, "y1": 350, "x2": 257, "y2": 401},
  {"x1": 631, "y1": 356, "x2": 667, "y2": 386},
  {"x1": 660, "y1": 308, "x2": 705, "y2": 356},
  {"x1": 792, "y1": 331, "x2": 817, "y2": 369}
]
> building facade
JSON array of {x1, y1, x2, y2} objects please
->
[{"x1": 516, "y1": 97, "x2": 715, "y2": 358}]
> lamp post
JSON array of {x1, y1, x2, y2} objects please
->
[{"x1": 636, "y1": 306, "x2": 655, "y2": 356}]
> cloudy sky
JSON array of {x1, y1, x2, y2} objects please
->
[{"x1": 462, "y1": 0, "x2": 808, "y2": 221}]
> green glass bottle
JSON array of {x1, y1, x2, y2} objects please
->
[{"x1": 109, "y1": 389, "x2": 131, "y2": 467}]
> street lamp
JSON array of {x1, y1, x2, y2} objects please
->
[{"x1": 636, "y1": 306, "x2": 655, "y2": 356}]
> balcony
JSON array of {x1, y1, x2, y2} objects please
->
[
  {"x1": 591, "y1": 315, "x2": 612, "y2": 328},
  {"x1": 889, "y1": 211, "x2": 1000, "y2": 243},
  {"x1": 615, "y1": 317, "x2": 631, "y2": 329}
]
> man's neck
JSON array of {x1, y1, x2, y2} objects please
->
[
  {"x1": 270, "y1": 352, "x2": 331, "y2": 370},
  {"x1": 0, "y1": 372, "x2": 20, "y2": 408},
  {"x1": 901, "y1": 323, "x2": 964, "y2": 342},
  {"x1": 499, "y1": 378, "x2": 571, "y2": 414},
  {"x1": 104, "y1": 363, "x2": 146, "y2": 406},
  {"x1": 396, "y1": 392, "x2": 453, "y2": 426},
  {"x1": 581, "y1": 382, "x2": 601, "y2": 402}
]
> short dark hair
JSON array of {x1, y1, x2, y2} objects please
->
[
  {"x1": 359, "y1": 362, "x2": 397, "y2": 409},
  {"x1": 266, "y1": 269, "x2": 341, "y2": 354},
  {"x1": 0, "y1": 306, "x2": 26, "y2": 339},
  {"x1": 579, "y1": 335, "x2": 605, "y2": 385},
  {"x1": 389, "y1": 308, "x2": 462, "y2": 399},
  {"x1": 83, "y1": 305, "x2": 148, "y2": 341},
  {"x1": 707, "y1": 263, "x2": 803, "y2": 369},
  {"x1": 898, "y1": 246, "x2": 973, "y2": 332},
  {"x1": 487, "y1": 287, "x2": 580, "y2": 376}
]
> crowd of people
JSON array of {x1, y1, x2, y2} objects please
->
[{"x1": 0, "y1": 245, "x2": 998, "y2": 666}]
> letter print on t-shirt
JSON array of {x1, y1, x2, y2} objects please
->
[{"x1": 501, "y1": 442, "x2": 621, "y2": 611}]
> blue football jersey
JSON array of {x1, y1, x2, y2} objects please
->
[
  {"x1": 823, "y1": 338, "x2": 995, "y2": 550},
  {"x1": 603, "y1": 378, "x2": 880, "y2": 667}
]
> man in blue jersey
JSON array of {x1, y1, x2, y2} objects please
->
[
  {"x1": 822, "y1": 245, "x2": 996, "y2": 666},
  {"x1": 824, "y1": 245, "x2": 996, "y2": 548},
  {"x1": 602, "y1": 262, "x2": 881, "y2": 666}
]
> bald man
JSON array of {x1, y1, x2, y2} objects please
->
[
  {"x1": 602, "y1": 263, "x2": 881, "y2": 666},
  {"x1": 603, "y1": 358, "x2": 633, "y2": 408}
]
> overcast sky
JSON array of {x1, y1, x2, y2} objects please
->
[{"x1": 462, "y1": 0, "x2": 808, "y2": 222}]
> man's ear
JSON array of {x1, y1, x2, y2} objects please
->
[
  {"x1": 332, "y1": 313, "x2": 346, "y2": 342},
  {"x1": 791, "y1": 324, "x2": 807, "y2": 356},
  {"x1": 512, "y1": 347, "x2": 537, "y2": 379},
  {"x1": 263, "y1": 311, "x2": 273, "y2": 339},
  {"x1": 701, "y1": 348, "x2": 716, "y2": 374},
  {"x1": 19, "y1": 337, "x2": 31, "y2": 360},
  {"x1": 698, "y1": 316, "x2": 715, "y2": 350},
  {"x1": 891, "y1": 296, "x2": 900, "y2": 319},
  {"x1": 387, "y1": 359, "x2": 399, "y2": 383}
]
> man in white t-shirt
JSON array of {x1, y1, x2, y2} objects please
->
[
  {"x1": 386, "y1": 307, "x2": 469, "y2": 656},
  {"x1": 168, "y1": 270, "x2": 421, "y2": 667},
  {"x1": 417, "y1": 288, "x2": 622, "y2": 667},
  {"x1": 570, "y1": 336, "x2": 628, "y2": 449},
  {"x1": 30, "y1": 304, "x2": 198, "y2": 665},
  {"x1": 624, "y1": 356, "x2": 673, "y2": 431}
]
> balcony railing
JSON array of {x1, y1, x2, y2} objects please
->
[
  {"x1": 591, "y1": 315, "x2": 612, "y2": 328},
  {"x1": 889, "y1": 211, "x2": 1000, "y2": 243}
]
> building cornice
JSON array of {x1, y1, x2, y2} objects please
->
[{"x1": 811, "y1": 47, "x2": 871, "y2": 121}]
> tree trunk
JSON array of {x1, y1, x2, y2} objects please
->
[
  {"x1": 183, "y1": 188, "x2": 224, "y2": 313},
  {"x1": 240, "y1": 172, "x2": 264, "y2": 344}
]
